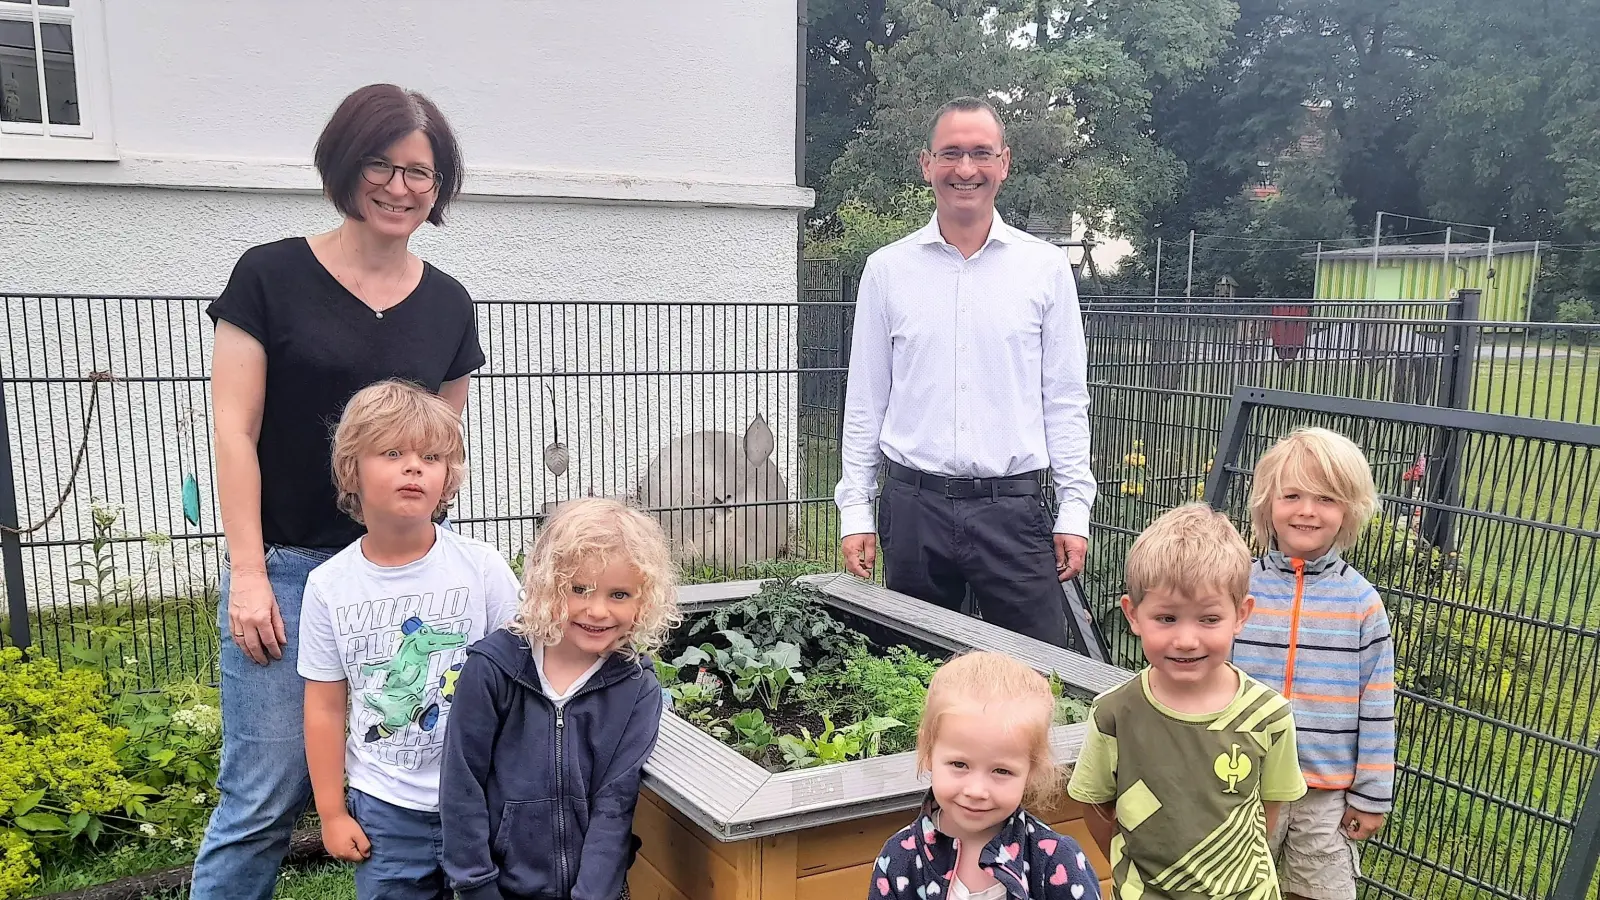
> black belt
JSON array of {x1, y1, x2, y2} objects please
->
[{"x1": 886, "y1": 460, "x2": 1044, "y2": 499}]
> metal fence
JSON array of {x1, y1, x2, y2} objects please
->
[
  {"x1": 3, "y1": 276, "x2": 1598, "y2": 900},
  {"x1": 1205, "y1": 388, "x2": 1600, "y2": 900},
  {"x1": 1078, "y1": 293, "x2": 1600, "y2": 669},
  {"x1": 0, "y1": 293, "x2": 856, "y2": 689}
]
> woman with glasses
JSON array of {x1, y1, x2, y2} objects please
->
[{"x1": 191, "y1": 83, "x2": 485, "y2": 900}]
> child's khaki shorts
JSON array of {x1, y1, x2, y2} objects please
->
[{"x1": 1268, "y1": 788, "x2": 1361, "y2": 900}]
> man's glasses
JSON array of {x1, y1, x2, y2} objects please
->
[
  {"x1": 929, "y1": 148, "x2": 1000, "y2": 167},
  {"x1": 361, "y1": 159, "x2": 442, "y2": 192}
]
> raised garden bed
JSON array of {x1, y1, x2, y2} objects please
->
[
  {"x1": 654, "y1": 579, "x2": 1093, "y2": 772},
  {"x1": 627, "y1": 573, "x2": 1133, "y2": 900}
]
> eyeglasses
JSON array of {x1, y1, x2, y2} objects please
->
[
  {"x1": 929, "y1": 148, "x2": 1001, "y2": 167},
  {"x1": 361, "y1": 159, "x2": 442, "y2": 192}
]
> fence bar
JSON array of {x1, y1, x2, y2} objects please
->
[
  {"x1": 1423, "y1": 288, "x2": 1482, "y2": 549},
  {"x1": 0, "y1": 358, "x2": 30, "y2": 652}
]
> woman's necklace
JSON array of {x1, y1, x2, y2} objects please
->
[{"x1": 338, "y1": 227, "x2": 407, "y2": 320}]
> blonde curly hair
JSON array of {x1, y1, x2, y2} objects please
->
[
  {"x1": 511, "y1": 497, "x2": 681, "y2": 659},
  {"x1": 330, "y1": 379, "x2": 467, "y2": 524}
]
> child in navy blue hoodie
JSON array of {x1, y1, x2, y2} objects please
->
[
  {"x1": 872, "y1": 651, "x2": 1102, "y2": 900},
  {"x1": 441, "y1": 498, "x2": 682, "y2": 900}
]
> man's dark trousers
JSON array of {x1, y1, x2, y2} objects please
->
[{"x1": 878, "y1": 462, "x2": 1071, "y2": 648}]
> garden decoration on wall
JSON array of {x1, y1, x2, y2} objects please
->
[{"x1": 635, "y1": 414, "x2": 791, "y2": 569}]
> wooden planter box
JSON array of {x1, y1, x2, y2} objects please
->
[{"x1": 627, "y1": 574, "x2": 1133, "y2": 900}]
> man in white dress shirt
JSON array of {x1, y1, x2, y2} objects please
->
[{"x1": 833, "y1": 97, "x2": 1096, "y2": 649}]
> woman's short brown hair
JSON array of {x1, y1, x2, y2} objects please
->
[{"x1": 314, "y1": 84, "x2": 463, "y2": 227}]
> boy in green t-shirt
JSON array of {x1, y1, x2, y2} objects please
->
[{"x1": 1068, "y1": 504, "x2": 1307, "y2": 900}]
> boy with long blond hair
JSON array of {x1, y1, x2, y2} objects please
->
[{"x1": 1233, "y1": 427, "x2": 1394, "y2": 900}]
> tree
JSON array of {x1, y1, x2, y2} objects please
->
[
  {"x1": 806, "y1": 186, "x2": 935, "y2": 273},
  {"x1": 805, "y1": 0, "x2": 903, "y2": 216},
  {"x1": 822, "y1": 0, "x2": 1237, "y2": 235},
  {"x1": 1192, "y1": 158, "x2": 1358, "y2": 297},
  {"x1": 1400, "y1": 0, "x2": 1600, "y2": 240}
]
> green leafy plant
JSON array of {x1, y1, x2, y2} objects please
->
[
  {"x1": 688, "y1": 581, "x2": 852, "y2": 664},
  {"x1": 1047, "y1": 672, "x2": 1091, "y2": 725},
  {"x1": 1555, "y1": 297, "x2": 1596, "y2": 344},
  {"x1": 776, "y1": 714, "x2": 904, "y2": 769},
  {"x1": 0, "y1": 648, "x2": 135, "y2": 898},
  {"x1": 62, "y1": 618, "x2": 223, "y2": 851},
  {"x1": 728, "y1": 709, "x2": 778, "y2": 761},
  {"x1": 673, "y1": 630, "x2": 806, "y2": 711}
]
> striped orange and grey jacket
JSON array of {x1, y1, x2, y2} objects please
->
[{"x1": 1233, "y1": 548, "x2": 1396, "y2": 813}]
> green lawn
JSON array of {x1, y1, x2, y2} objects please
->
[{"x1": 1471, "y1": 345, "x2": 1600, "y2": 423}]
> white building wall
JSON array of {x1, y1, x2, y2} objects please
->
[{"x1": 0, "y1": 0, "x2": 813, "y2": 613}]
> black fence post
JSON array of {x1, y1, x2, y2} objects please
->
[
  {"x1": 1421, "y1": 288, "x2": 1480, "y2": 551},
  {"x1": 1203, "y1": 387, "x2": 1259, "y2": 509},
  {"x1": 1554, "y1": 774, "x2": 1600, "y2": 900},
  {"x1": 0, "y1": 363, "x2": 30, "y2": 653}
]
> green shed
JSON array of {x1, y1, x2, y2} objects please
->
[{"x1": 1307, "y1": 241, "x2": 1544, "y2": 321}]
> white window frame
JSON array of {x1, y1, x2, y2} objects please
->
[{"x1": 0, "y1": 0, "x2": 114, "y2": 161}]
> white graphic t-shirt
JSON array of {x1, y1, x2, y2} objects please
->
[{"x1": 298, "y1": 526, "x2": 522, "y2": 812}]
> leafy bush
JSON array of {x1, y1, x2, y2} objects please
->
[
  {"x1": 0, "y1": 831, "x2": 36, "y2": 900},
  {"x1": 0, "y1": 622, "x2": 223, "y2": 898},
  {"x1": 65, "y1": 612, "x2": 223, "y2": 843},
  {"x1": 687, "y1": 580, "x2": 852, "y2": 664},
  {"x1": 1555, "y1": 297, "x2": 1596, "y2": 344},
  {"x1": 0, "y1": 648, "x2": 131, "y2": 898},
  {"x1": 805, "y1": 186, "x2": 935, "y2": 274}
]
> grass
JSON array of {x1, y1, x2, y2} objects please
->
[
  {"x1": 28, "y1": 816, "x2": 356, "y2": 900},
  {"x1": 1471, "y1": 346, "x2": 1600, "y2": 423}
]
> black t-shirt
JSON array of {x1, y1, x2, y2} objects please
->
[{"x1": 207, "y1": 237, "x2": 485, "y2": 550}]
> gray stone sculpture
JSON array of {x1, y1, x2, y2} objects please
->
[{"x1": 635, "y1": 415, "x2": 790, "y2": 569}]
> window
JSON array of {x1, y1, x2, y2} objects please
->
[{"x1": 0, "y1": 0, "x2": 113, "y2": 160}]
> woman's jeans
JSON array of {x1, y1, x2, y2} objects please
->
[{"x1": 190, "y1": 544, "x2": 336, "y2": 900}]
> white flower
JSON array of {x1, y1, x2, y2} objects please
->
[
  {"x1": 139, "y1": 823, "x2": 158, "y2": 837},
  {"x1": 171, "y1": 837, "x2": 187, "y2": 849},
  {"x1": 173, "y1": 705, "x2": 222, "y2": 738},
  {"x1": 192, "y1": 792, "x2": 207, "y2": 805},
  {"x1": 123, "y1": 656, "x2": 138, "y2": 667}
]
